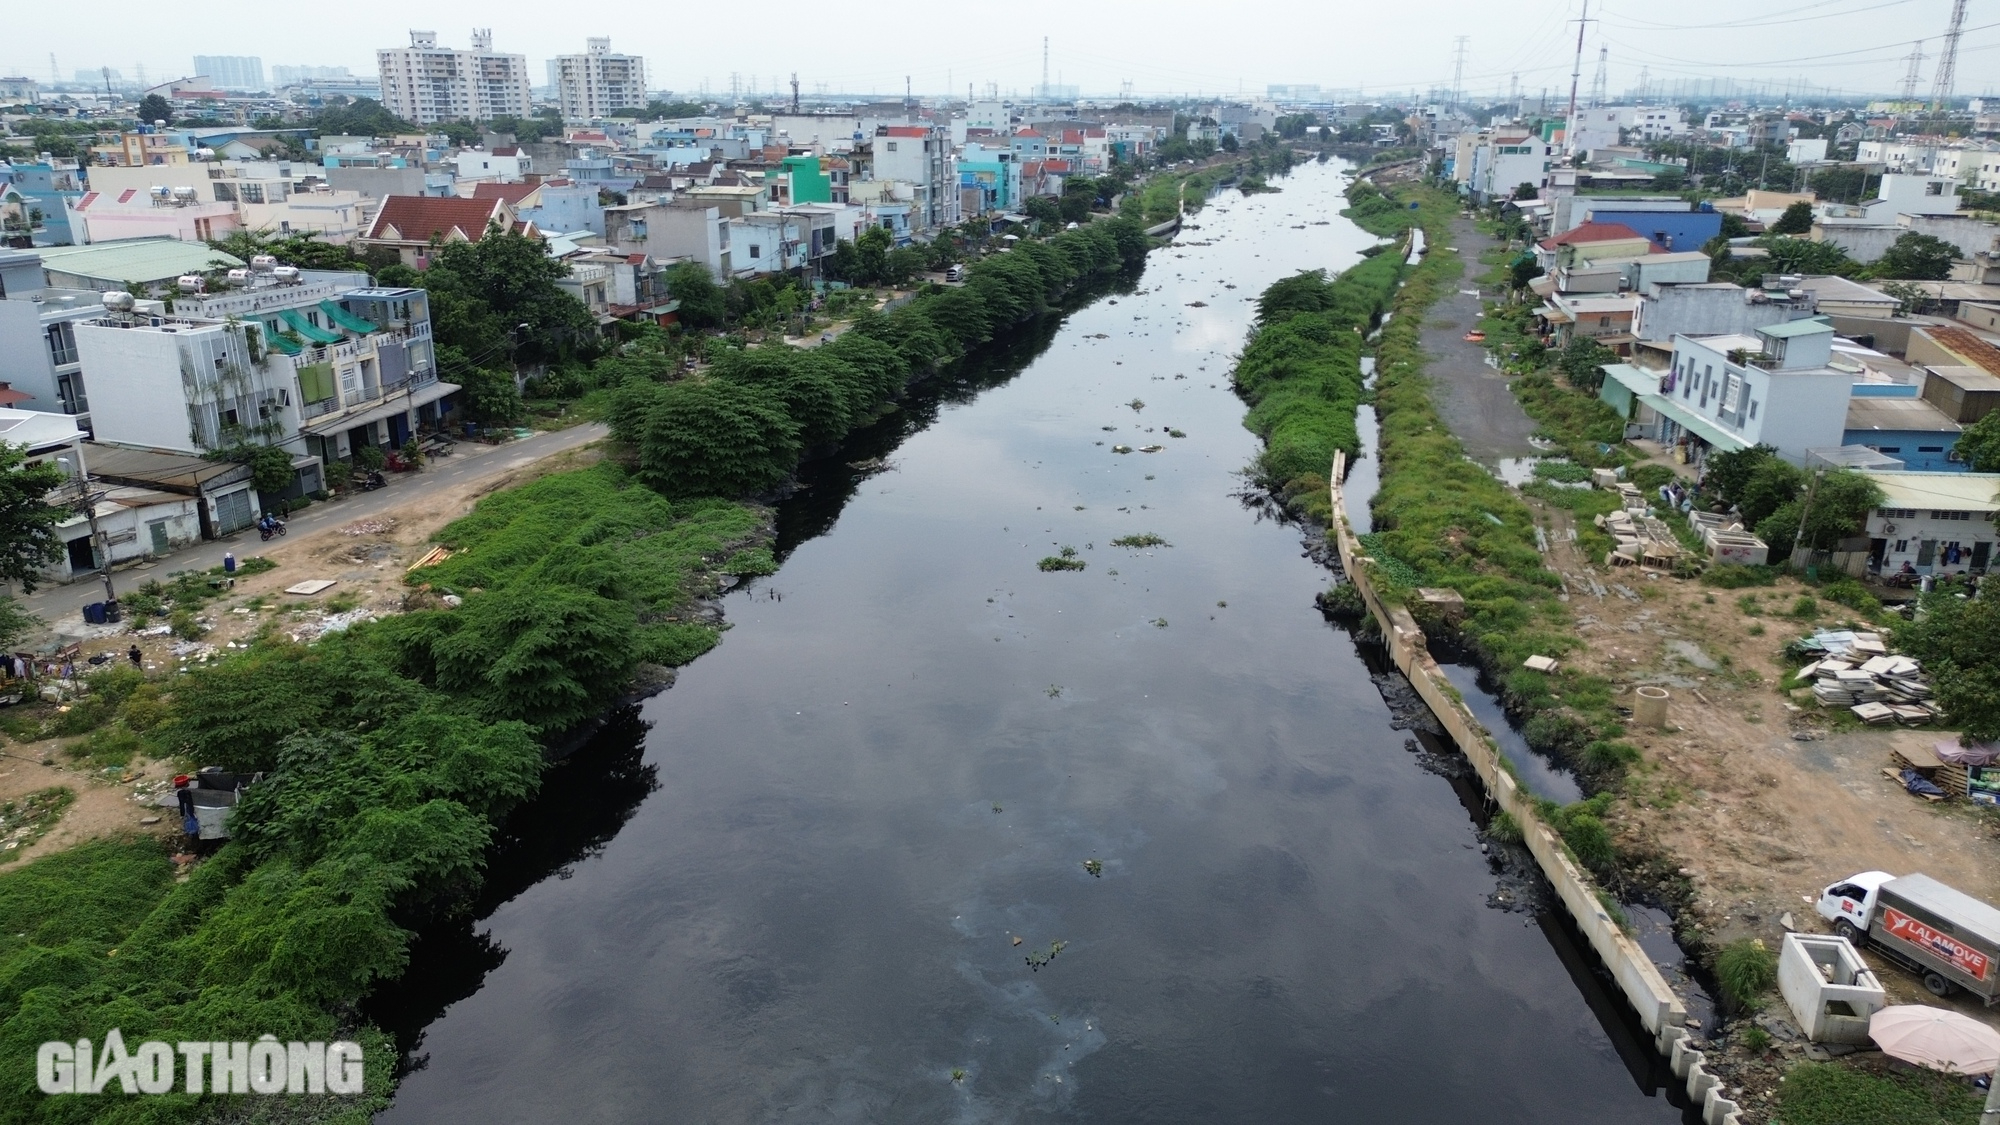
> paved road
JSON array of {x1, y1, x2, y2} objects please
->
[
  {"x1": 1418, "y1": 215, "x2": 1541, "y2": 464},
  {"x1": 23, "y1": 423, "x2": 609, "y2": 634}
]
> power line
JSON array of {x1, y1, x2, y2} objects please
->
[{"x1": 1451, "y1": 35, "x2": 1469, "y2": 114}]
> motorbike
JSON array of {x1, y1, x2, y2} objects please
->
[
  {"x1": 258, "y1": 518, "x2": 287, "y2": 542},
  {"x1": 358, "y1": 470, "x2": 388, "y2": 492}
]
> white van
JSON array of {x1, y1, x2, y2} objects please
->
[{"x1": 944, "y1": 264, "x2": 965, "y2": 282}]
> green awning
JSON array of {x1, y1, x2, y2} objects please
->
[
  {"x1": 279, "y1": 307, "x2": 342, "y2": 345},
  {"x1": 266, "y1": 331, "x2": 303, "y2": 356},
  {"x1": 320, "y1": 299, "x2": 379, "y2": 335}
]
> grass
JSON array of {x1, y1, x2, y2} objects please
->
[
  {"x1": 410, "y1": 462, "x2": 768, "y2": 666},
  {"x1": 1774, "y1": 1062, "x2": 1980, "y2": 1125},
  {"x1": 1511, "y1": 372, "x2": 1630, "y2": 467},
  {"x1": 1716, "y1": 937, "x2": 1777, "y2": 1011},
  {"x1": 0, "y1": 787, "x2": 73, "y2": 862},
  {"x1": 1357, "y1": 182, "x2": 1622, "y2": 757}
]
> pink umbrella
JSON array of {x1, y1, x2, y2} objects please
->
[{"x1": 1870, "y1": 1005, "x2": 2000, "y2": 1075}]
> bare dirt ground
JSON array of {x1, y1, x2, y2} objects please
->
[
  {"x1": 0, "y1": 439, "x2": 607, "y2": 869},
  {"x1": 1525, "y1": 493, "x2": 2000, "y2": 1119}
]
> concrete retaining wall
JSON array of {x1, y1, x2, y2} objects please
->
[{"x1": 1329, "y1": 451, "x2": 1715, "y2": 1101}]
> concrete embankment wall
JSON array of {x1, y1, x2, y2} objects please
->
[{"x1": 1328, "y1": 451, "x2": 1742, "y2": 1125}]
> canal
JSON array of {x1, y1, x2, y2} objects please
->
[{"x1": 375, "y1": 160, "x2": 1691, "y2": 1123}]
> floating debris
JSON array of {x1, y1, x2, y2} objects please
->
[
  {"x1": 1128, "y1": 399, "x2": 1146, "y2": 412},
  {"x1": 1046, "y1": 684, "x2": 1063, "y2": 698},
  {"x1": 1083, "y1": 859, "x2": 1103, "y2": 877},
  {"x1": 1138, "y1": 445, "x2": 1165, "y2": 453},
  {"x1": 1038, "y1": 548, "x2": 1086, "y2": 573},
  {"x1": 1167, "y1": 429, "x2": 1187, "y2": 438},
  {"x1": 1110, "y1": 533, "x2": 1168, "y2": 549},
  {"x1": 1112, "y1": 445, "x2": 1133, "y2": 454},
  {"x1": 1012, "y1": 935, "x2": 1023, "y2": 946},
  {"x1": 1152, "y1": 618, "x2": 1169, "y2": 628},
  {"x1": 1025, "y1": 940, "x2": 1068, "y2": 970}
]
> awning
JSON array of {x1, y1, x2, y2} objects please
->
[
  {"x1": 279, "y1": 307, "x2": 342, "y2": 345},
  {"x1": 267, "y1": 333, "x2": 303, "y2": 356},
  {"x1": 299, "y1": 380, "x2": 460, "y2": 436},
  {"x1": 1642, "y1": 393, "x2": 1749, "y2": 453},
  {"x1": 320, "y1": 300, "x2": 379, "y2": 334}
]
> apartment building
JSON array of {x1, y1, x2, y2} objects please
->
[
  {"x1": 376, "y1": 30, "x2": 531, "y2": 125},
  {"x1": 192, "y1": 56, "x2": 265, "y2": 91},
  {"x1": 554, "y1": 39, "x2": 648, "y2": 122}
]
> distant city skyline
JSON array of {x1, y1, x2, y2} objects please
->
[{"x1": 9, "y1": 0, "x2": 2000, "y2": 101}]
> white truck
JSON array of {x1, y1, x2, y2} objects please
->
[{"x1": 1817, "y1": 871, "x2": 2000, "y2": 1004}]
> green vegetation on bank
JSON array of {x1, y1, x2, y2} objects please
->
[
  {"x1": 612, "y1": 218, "x2": 1149, "y2": 493},
  {"x1": 1231, "y1": 254, "x2": 1403, "y2": 520},
  {"x1": 1356, "y1": 183, "x2": 1623, "y2": 757},
  {"x1": 0, "y1": 212, "x2": 1160, "y2": 1125},
  {"x1": 1773, "y1": 1062, "x2": 1980, "y2": 1125}
]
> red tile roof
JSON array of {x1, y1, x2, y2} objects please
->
[
  {"x1": 471, "y1": 181, "x2": 538, "y2": 205},
  {"x1": 1538, "y1": 221, "x2": 1647, "y2": 250},
  {"x1": 490, "y1": 146, "x2": 520, "y2": 156},
  {"x1": 364, "y1": 195, "x2": 513, "y2": 245},
  {"x1": 883, "y1": 125, "x2": 927, "y2": 137}
]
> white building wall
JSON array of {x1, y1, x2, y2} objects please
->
[{"x1": 72, "y1": 326, "x2": 193, "y2": 451}]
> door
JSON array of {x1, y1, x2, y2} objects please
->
[
  {"x1": 1974, "y1": 542, "x2": 1991, "y2": 572},
  {"x1": 1918, "y1": 539, "x2": 1937, "y2": 566},
  {"x1": 388, "y1": 412, "x2": 410, "y2": 448},
  {"x1": 147, "y1": 520, "x2": 169, "y2": 556},
  {"x1": 214, "y1": 489, "x2": 253, "y2": 535},
  {"x1": 66, "y1": 536, "x2": 96, "y2": 573}
]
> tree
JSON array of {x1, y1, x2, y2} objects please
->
[
  {"x1": 1873, "y1": 231, "x2": 1956, "y2": 280},
  {"x1": 1023, "y1": 196, "x2": 1063, "y2": 227},
  {"x1": 136, "y1": 94, "x2": 172, "y2": 125},
  {"x1": 664, "y1": 262, "x2": 725, "y2": 330},
  {"x1": 1757, "y1": 235, "x2": 1857, "y2": 276},
  {"x1": 608, "y1": 378, "x2": 801, "y2": 498},
  {"x1": 1557, "y1": 336, "x2": 1615, "y2": 392},
  {"x1": 1768, "y1": 201, "x2": 1815, "y2": 236},
  {"x1": 1956, "y1": 410, "x2": 2000, "y2": 472},
  {"x1": 0, "y1": 442, "x2": 67, "y2": 593},
  {"x1": 0, "y1": 597, "x2": 40, "y2": 650},
  {"x1": 307, "y1": 97, "x2": 413, "y2": 138},
  {"x1": 1220, "y1": 133, "x2": 1239, "y2": 153},
  {"x1": 1896, "y1": 593, "x2": 2000, "y2": 740},
  {"x1": 1515, "y1": 183, "x2": 1538, "y2": 201},
  {"x1": 1753, "y1": 469, "x2": 1882, "y2": 552},
  {"x1": 1509, "y1": 256, "x2": 1545, "y2": 291}
]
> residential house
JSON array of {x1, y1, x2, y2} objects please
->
[
  {"x1": 30, "y1": 238, "x2": 245, "y2": 295},
  {"x1": 76, "y1": 272, "x2": 449, "y2": 475},
  {"x1": 1859, "y1": 470, "x2": 1999, "y2": 574},
  {"x1": 1535, "y1": 221, "x2": 1657, "y2": 272},
  {"x1": 356, "y1": 194, "x2": 537, "y2": 268},
  {"x1": 653, "y1": 202, "x2": 730, "y2": 277},
  {"x1": 1599, "y1": 320, "x2": 1851, "y2": 468}
]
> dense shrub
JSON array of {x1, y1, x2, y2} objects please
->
[{"x1": 1716, "y1": 937, "x2": 1778, "y2": 1011}]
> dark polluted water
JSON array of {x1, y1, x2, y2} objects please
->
[{"x1": 375, "y1": 162, "x2": 1695, "y2": 1123}]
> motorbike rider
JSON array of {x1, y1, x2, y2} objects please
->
[{"x1": 258, "y1": 512, "x2": 282, "y2": 535}]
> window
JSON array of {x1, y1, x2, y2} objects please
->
[
  {"x1": 749, "y1": 245, "x2": 760, "y2": 258},
  {"x1": 1721, "y1": 374, "x2": 1741, "y2": 414},
  {"x1": 1877, "y1": 447, "x2": 1902, "y2": 454},
  {"x1": 1880, "y1": 508, "x2": 1917, "y2": 519},
  {"x1": 1599, "y1": 315, "x2": 1611, "y2": 328},
  {"x1": 1894, "y1": 540, "x2": 1909, "y2": 552},
  {"x1": 1918, "y1": 446, "x2": 1944, "y2": 453},
  {"x1": 886, "y1": 142, "x2": 898, "y2": 152},
  {"x1": 1932, "y1": 510, "x2": 1971, "y2": 521},
  {"x1": 1748, "y1": 399, "x2": 1758, "y2": 419}
]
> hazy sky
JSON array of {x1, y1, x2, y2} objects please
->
[{"x1": 10, "y1": 0, "x2": 1998, "y2": 100}]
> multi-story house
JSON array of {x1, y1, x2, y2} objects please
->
[
  {"x1": 375, "y1": 30, "x2": 532, "y2": 126},
  {"x1": 74, "y1": 267, "x2": 447, "y2": 480},
  {"x1": 0, "y1": 249, "x2": 103, "y2": 429},
  {"x1": 553, "y1": 39, "x2": 647, "y2": 122}
]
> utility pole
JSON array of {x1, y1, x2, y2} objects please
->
[
  {"x1": 1450, "y1": 36, "x2": 1469, "y2": 115},
  {"x1": 1790, "y1": 468, "x2": 1825, "y2": 565},
  {"x1": 1041, "y1": 36, "x2": 1050, "y2": 103},
  {"x1": 56, "y1": 450, "x2": 117, "y2": 611},
  {"x1": 49, "y1": 53, "x2": 58, "y2": 88},
  {"x1": 1930, "y1": 0, "x2": 1968, "y2": 115},
  {"x1": 1565, "y1": 0, "x2": 1595, "y2": 149}
]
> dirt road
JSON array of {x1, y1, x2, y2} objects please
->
[{"x1": 1417, "y1": 215, "x2": 1541, "y2": 464}]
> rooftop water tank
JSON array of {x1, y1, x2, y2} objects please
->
[
  {"x1": 271, "y1": 266, "x2": 300, "y2": 283},
  {"x1": 176, "y1": 275, "x2": 205, "y2": 294},
  {"x1": 101, "y1": 291, "x2": 136, "y2": 313}
]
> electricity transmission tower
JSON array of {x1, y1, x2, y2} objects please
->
[
  {"x1": 1899, "y1": 41, "x2": 1926, "y2": 110},
  {"x1": 1589, "y1": 46, "x2": 1608, "y2": 108},
  {"x1": 1449, "y1": 36, "x2": 1468, "y2": 114},
  {"x1": 1565, "y1": 0, "x2": 1596, "y2": 131},
  {"x1": 1929, "y1": 0, "x2": 1967, "y2": 114}
]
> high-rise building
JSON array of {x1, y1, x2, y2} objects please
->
[
  {"x1": 271, "y1": 65, "x2": 352, "y2": 87},
  {"x1": 375, "y1": 30, "x2": 531, "y2": 125},
  {"x1": 193, "y1": 56, "x2": 265, "y2": 91},
  {"x1": 553, "y1": 38, "x2": 647, "y2": 121}
]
